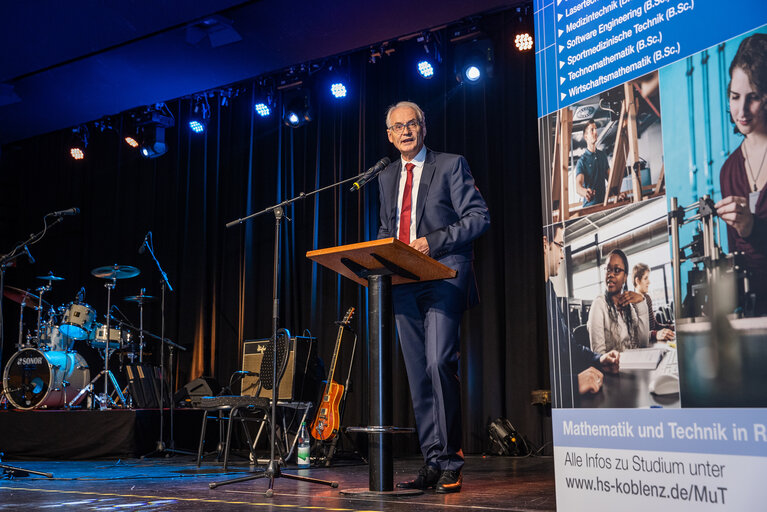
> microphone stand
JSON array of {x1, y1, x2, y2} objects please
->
[
  {"x1": 140, "y1": 235, "x2": 192, "y2": 458},
  {"x1": 1, "y1": 215, "x2": 63, "y2": 391},
  {"x1": 0, "y1": 214, "x2": 64, "y2": 479},
  {"x1": 209, "y1": 166, "x2": 376, "y2": 495}
]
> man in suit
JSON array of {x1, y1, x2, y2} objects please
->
[
  {"x1": 377, "y1": 101, "x2": 490, "y2": 493},
  {"x1": 543, "y1": 223, "x2": 620, "y2": 407}
]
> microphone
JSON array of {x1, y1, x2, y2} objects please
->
[
  {"x1": 349, "y1": 157, "x2": 391, "y2": 192},
  {"x1": 23, "y1": 245, "x2": 35, "y2": 264},
  {"x1": 138, "y1": 232, "x2": 150, "y2": 255},
  {"x1": 49, "y1": 207, "x2": 80, "y2": 217}
]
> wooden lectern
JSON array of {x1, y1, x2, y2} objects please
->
[{"x1": 306, "y1": 238, "x2": 456, "y2": 495}]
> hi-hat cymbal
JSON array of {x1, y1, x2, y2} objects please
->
[
  {"x1": 36, "y1": 272, "x2": 65, "y2": 281},
  {"x1": 91, "y1": 265, "x2": 140, "y2": 280},
  {"x1": 124, "y1": 294, "x2": 157, "y2": 304},
  {"x1": 3, "y1": 286, "x2": 49, "y2": 309}
]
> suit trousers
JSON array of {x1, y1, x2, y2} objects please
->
[{"x1": 392, "y1": 262, "x2": 469, "y2": 473}]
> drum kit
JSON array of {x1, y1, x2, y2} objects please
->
[{"x1": 1, "y1": 264, "x2": 159, "y2": 410}]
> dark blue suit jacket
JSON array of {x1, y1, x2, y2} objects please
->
[
  {"x1": 377, "y1": 148, "x2": 490, "y2": 309},
  {"x1": 546, "y1": 280, "x2": 602, "y2": 408}
]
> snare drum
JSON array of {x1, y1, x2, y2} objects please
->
[
  {"x1": 39, "y1": 322, "x2": 71, "y2": 352},
  {"x1": 90, "y1": 323, "x2": 124, "y2": 350},
  {"x1": 60, "y1": 302, "x2": 96, "y2": 340},
  {"x1": 2, "y1": 348, "x2": 90, "y2": 409}
]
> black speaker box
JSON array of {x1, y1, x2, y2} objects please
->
[
  {"x1": 241, "y1": 336, "x2": 321, "y2": 401},
  {"x1": 125, "y1": 364, "x2": 171, "y2": 409},
  {"x1": 174, "y1": 377, "x2": 222, "y2": 407}
]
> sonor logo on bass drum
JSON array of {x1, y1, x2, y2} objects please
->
[{"x1": 17, "y1": 357, "x2": 44, "y2": 365}]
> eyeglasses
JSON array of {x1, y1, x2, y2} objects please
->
[
  {"x1": 387, "y1": 120, "x2": 421, "y2": 134},
  {"x1": 605, "y1": 266, "x2": 626, "y2": 276}
]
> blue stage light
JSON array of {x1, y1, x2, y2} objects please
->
[
  {"x1": 283, "y1": 91, "x2": 311, "y2": 128},
  {"x1": 417, "y1": 60, "x2": 435, "y2": 78},
  {"x1": 255, "y1": 102, "x2": 271, "y2": 117},
  {"x1": 454, "y1": 38, "x2": 494, "y2": 85},
  {"x1": 287, "y1": 112, "x2": 300, "y2": 126},
  {"x1": 189, "y1": 96, "x2": 210, "y2": 134},
  {"x1": 141, "y1": 147, "x2": 150, "y2": 157},
  {"x1": 189, "y1": 120, "x2": 205, "y2": 133},
  {"x1": 464, "y1": 65, "x2": 481, "y2": 82},
  {"x1": 330, "y1": 82, "x2": 347, "y2": 98}
]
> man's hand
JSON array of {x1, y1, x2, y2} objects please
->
[
  {"x1": 578, "y1": 367, "x2": 604, "y2": 394},
  {"x1": 715, "y1": 195, "x2": 754, "y2": 238},
  {"x1": 657, "y1": 328, "x2": 675, "y2": 341},
  {"x1": 410, "y1": 237, "x2": 430, "y2": 256},
  {"x1": 599, "y1": 350, "x2": 620, "y2": 374},
  {"x1": 583, "y1": 188, "x2": 595, "y2": 201}
]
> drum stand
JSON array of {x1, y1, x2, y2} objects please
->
[
  {"x1": 67, "y1": 276, "x2": 126, "y2": 409},
  {"x1": 33, "y1": 282, "x2": 51, "y2": 344}
]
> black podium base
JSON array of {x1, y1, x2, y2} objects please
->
[{"x1": 339, "y1": 487, "x2": 423, "y2": 496}]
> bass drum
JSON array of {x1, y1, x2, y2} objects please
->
[{"x1": 2, "y1": 348, "x2": 90, "y2": 410}]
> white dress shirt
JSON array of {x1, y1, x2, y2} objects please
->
[{"x1": 395, "y1": 145, "x2": 427, "y2": 244}]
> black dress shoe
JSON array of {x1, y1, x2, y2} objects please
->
[
  {"x1": 396, "y1": 464, "x2": 440, "y2": 490},
  {"x1": 435, "y1": 470, "x2": 462, "y2": 493}
]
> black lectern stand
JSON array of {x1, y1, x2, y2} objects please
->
[{"x1": 307, "y1": 238, "x2": 457, "y2": 495}]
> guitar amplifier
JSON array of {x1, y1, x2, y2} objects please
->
[{"x1": 241, "y1": 336, "x2": 321, "y2": 401}]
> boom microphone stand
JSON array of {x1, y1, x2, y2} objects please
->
[
  {"x1": 139, "y1": 232, "x2": 192, "y2": 457},
  {"x1": 209, "y1": 162, "x2": 385, "y2": 496},
  {"x1": 0, "y1": 210, "x2": 68, "y2": 478}
]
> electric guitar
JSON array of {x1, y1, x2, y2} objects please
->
[{"x1": 310, "y1": 306, "x2": 355, "y2": 441}]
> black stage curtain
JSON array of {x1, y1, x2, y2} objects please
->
[{"x1": 0, "y1": 10, "x2": 548, "y2": 455}]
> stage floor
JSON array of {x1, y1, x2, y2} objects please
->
[{"x1": 0, "y1": 455, "x2": 557, "y2": 511}]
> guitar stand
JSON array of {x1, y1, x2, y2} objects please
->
[{"x1": 317, "y1": 330, "x2": 366, "y2": 467}]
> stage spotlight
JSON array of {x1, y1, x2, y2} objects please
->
[
  {"x1": 515, "y1": 33, "x2": 533, "y2": 51},
  {"x1": 454, "y1": 38, "x2": 494, "y2": 85},
  {"x1": 124, "y1": 136, "x2": 139, "y2": 148},
  {"x1": 330, "y1": 82, "x2": 347, "y2": 99},
  {"x1": 68, "y1": 127, "x2": 87, "y2": 160},
  {"x1": 282, "y1": 91, "x2": 311, "y2": 128},
  {"x1": 417, "y1": 60, "x2": 435, "y2": 79},
  {"x1": 189, "y1": 96, "x2": 210, "y2": 134},
  {"x1": 133, "y1": 105, "x2": 174, "y2": 159},
  {"x1": 255, "y1": 102, "x2": 271, "y2": 117},
  {"x1": 140, "y1": 127, "x2": 168, "y2": 158},
  {"x1": 415, "y1": 32, "x2": 441, "y2": 79},
  {"x1": 465, "y1": 65, "x2": 481, "y2": 82}
]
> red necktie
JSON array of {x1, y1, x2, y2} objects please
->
[{"x1": 398, "y1": 163, "x2": 415, "y2": 243}]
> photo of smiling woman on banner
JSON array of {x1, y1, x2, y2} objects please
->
[{"x1": 715, "y1": 33, "x2": 767, "y2": 314}]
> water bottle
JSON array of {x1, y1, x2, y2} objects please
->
[{"x1": 297, "y1": 421, "x2": 311, "y2": 468}]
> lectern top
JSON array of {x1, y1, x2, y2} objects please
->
[{"x1": 306, "y1": 238, "x2": 457, "y2": 287}]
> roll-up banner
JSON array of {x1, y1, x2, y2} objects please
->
[{"x1": 535, "y1": 0, "x2": 767, "y2": 509}]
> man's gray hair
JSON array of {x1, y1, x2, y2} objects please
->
[{"x1": 385, "y1": 101, "x2": 426, "y2": 128}]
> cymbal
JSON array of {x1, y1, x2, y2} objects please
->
[
  {"x1": 91, "y1": 265, "x2": 140, "y2": 280},
  {"x1": 3, "y1": 286, "x2": 49, "y2": 309},
  {"x1": 36, "y1": 272, "x2": 65, "y2": 281},
  {"x1": 124, "y1": 294, "x2": 156, "y2": 304}
]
